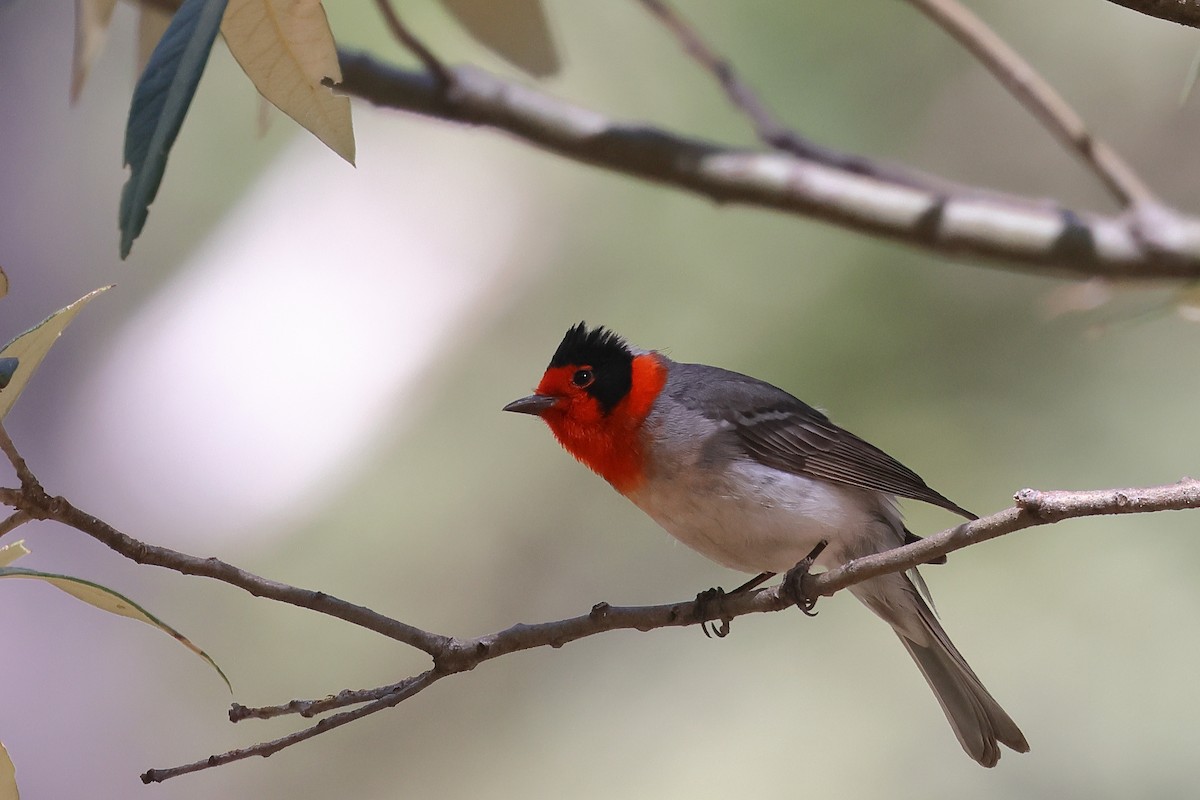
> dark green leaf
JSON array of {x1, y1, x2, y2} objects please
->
[
  {"x1": 118, "y1": 0, "x2": 229, "y2": 258},
  {"x1": 0, "y1": 359, "x2": 17, "y2": 390}
]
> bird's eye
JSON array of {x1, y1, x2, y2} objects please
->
[{"x1": 571, "y1": 368, "x2": 595, "y2": 388}]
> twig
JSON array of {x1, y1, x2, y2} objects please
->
[
  {"x1": 335, "y1": 53, "x2": 1200, "y2": 279},
  {"x1": 0, "y1": 485, "x2": 448, "y2": 654},
  {"x1": 633, "y1": 0, "x2": 960, "y2": 193},
  {"x1": 0, "y1": 510, "x2": 31, "y2": 539},
  {"x1": 141, "y1": 477, "x2": 1200, "y2": 778},
  {"x1": 0, "y1": 424, "x2": 38, "y2": 492},
  {"x1": 813, "y1": 479, "x2": 1200, "y2": 596},
  {"x1": 142, "y1": 671, "x2": 440, "y2": 783},
  {"x1": 1104, "y1": 0, "x2": 1200, "y2": 28},
  {"x1": 229, "y1": 677, "x2": 424, "y2": 721},
  {"x1": 372, "y1": 0, "x2": 451, "y2": 86},
  {"x1": 633, "y1": 1, "x2": 814, "y2": 153},
  {"x1": 905, "y1": 0, "x2": 1157, "y2": 209}
]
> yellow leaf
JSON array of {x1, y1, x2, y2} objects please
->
[
  {"x1": 0, "y1": 568, "x2": 231, "y2": 691},
  {"x1": 221, "y1": 0, "x2": 355, "y2": 164},
  {"x1": 0, "y1": 741, "x2": 15, "y2": 800},
  {"x1": 0, "y1": 265, "x2": 8, "y2": 299},
  {"x1": 0, "y1": 541, "x2": 28, "y2": 568},
  {"x1": 441, "y1": 0, "x2": 559, "y2": 77},
  {"x1": 0, "y1": 287, "x2": 111, "y2": 422},
  {"x1": 136, "y1": 4, "x2": 174, "y2": 79},
  {"x1": 71, "y1": 0, "x2": 119, "y2": 104}
]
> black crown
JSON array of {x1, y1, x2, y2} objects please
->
[{"x1": 549, "y1": 322, "x2": 631, "y2": 369}]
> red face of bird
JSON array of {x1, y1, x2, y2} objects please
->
[{"x1": 503, "y1": 323, "x2": 666, "y2": 492}]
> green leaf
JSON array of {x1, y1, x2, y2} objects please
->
[
  {"x1": 0, "y1": 741, "x2": 16, "y2": 800},
  {"x1": 0, "y1": 287, "x2": 110, "y2": 421},
  {"x1": 0, "y1": 361, "x2": 17, "y2": 391},
  {"x1": 0, "y1": 567, "x2": 231, "y2": 691},
  {"x1": 119, "y1": 0, "x2": 229, "y2": 258}
]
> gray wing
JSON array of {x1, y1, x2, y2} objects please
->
[{"x1": 668, "y1": 362, "x2": 977, "y2": 520}]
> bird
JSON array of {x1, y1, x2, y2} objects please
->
[{"x1": 503, "y1": 322, "x2": 1028, "y2": 767}]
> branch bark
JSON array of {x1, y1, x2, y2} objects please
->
[
  {"x1": 1104, "y1": 0, "x2": 1200, "y2": 28},
  {"x1": 2, "y1": 420, "x2": 1197, "y2": 780},
  {"x1": 333, "y1": 53, "x2": 1200, "y2": 280},
  {"x1": 138, "y1": 478, "x2": 1200, "y2": 780}
]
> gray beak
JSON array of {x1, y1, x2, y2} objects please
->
[{"x1": 503, "y1": 394, "x2": 558, "y2": 416}]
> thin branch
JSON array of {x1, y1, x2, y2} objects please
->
[
  {"x1": 0, "y1": 510, "x2": 31, "y2": 539},
  {"x1": 634, "y1": 0, "x2": 977, "y2": 196},
  {"x1": 432, "y1": 479, "x2": 1200, "y2": 672},
  {"x1": 139, "y1": 478, "x2": 1200, "y2": 777},
  {"x1": 229, "y1": 677, "x2": 424, "y2": 721},
  {"x1": 142, "y1": 671, "x2": 441, "y2": 784},
  {"x1": 372, "y1": 0, "x2": 452, "y2": 86},
  {"x1": 1104, "y1": 0, "x2": 1200, "y2": 28},
  {"x1": 815, "y1": 478, "x2": 1200, "y2": 596},
  {"x1": 0, "y1": 424, "x2": 37, "y2": 492},
  {"x1": 636, "y1": 0, "x2": 783, "y2": 145},
  {"x1": 0, "y1": 485, "x2": 449, "y2": 655},
  {"x1": 906, "y1": 0, "x2": 1157, "y2": 209},
  {"x1": 334, "y1": 53, "x2": 1200, "y2": 279},
  {"x1": 3, "y1": 407, "x2": 1195, "y2": 777}
]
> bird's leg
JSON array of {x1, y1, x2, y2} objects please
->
[
  {"x1": 693, "y1": 571, "x2": 776, "y2": 638},
  {"x1": 782, "y1": 540, "x2": 828, "y2": 617},
  {"x1": 730, "y1": 571, "x2": 776, "y2": 595}
]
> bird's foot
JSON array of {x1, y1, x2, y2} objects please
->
[
  {"x1": 693, "y1": 586, "x2": 732, "y2": 638},
  {"x1": 782, "y1": 540, "x2": 828, "y2": 617},
  {"x1": 693, "y1": 571, "x2": 776, "y2": 638}
]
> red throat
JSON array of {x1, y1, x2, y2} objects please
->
[{"x1": 538, "y1": 353, "x2": 667, "y2": 494}]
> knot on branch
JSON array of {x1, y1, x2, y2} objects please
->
[
  {"x1": 433, "y1": 637, "x2": 487, "y2": 674},
  {"x1": 1013, "y1": 488, "x2": 1054, "y2": 519}
]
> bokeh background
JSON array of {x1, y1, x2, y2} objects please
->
[{"x1": 3, "y1": 1, "x2": 1200, "y2": 797}]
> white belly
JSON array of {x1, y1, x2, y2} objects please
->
[{"x1": 626, "y1": 459, "x2": 901, "y2": 574}]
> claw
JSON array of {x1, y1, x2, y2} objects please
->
[
  {"x1": 693, "y1": 569, "x2": 781, "y2": 638},
  {"x1": 782, "y1": 540, "x2": 828, "y2": 617},
  {"x1": 693, "y1": 586, "x2": 732, "y2": 638}
]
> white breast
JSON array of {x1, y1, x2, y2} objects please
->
[{"x1": 626, "y1": 458, "x2": 901, "y2": 574}]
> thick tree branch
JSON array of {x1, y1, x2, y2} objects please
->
[
  {"x1": 333, "y1": 53, "x2": 1200, "y2": 279},
  {"x1": 1105, "y1": 0, "x2": 1200, "y2": 28}
]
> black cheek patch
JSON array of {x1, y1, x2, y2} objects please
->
[{"x1": 587, "y1": 362, "x2": 633, "y2": 415}]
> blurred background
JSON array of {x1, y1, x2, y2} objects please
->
[{"x1": 2, "y1": 0, "x2": 1199, "y2": 797}]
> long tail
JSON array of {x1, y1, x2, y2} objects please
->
[{"x1": 850, "y1": 571, "x2": 1029, "y2": 767}]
